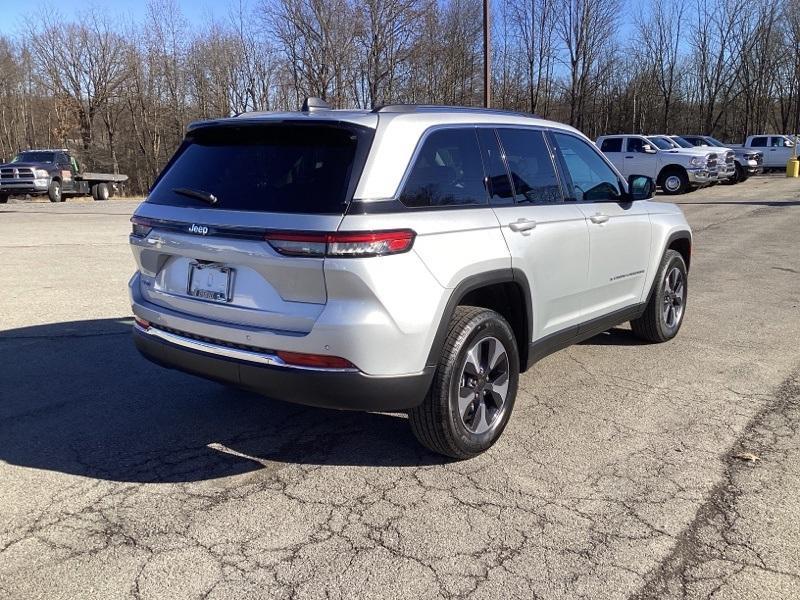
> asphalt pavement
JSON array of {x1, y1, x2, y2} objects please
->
[{"x1": 1, "y1": 179, "x2": 798, "y2": 600}]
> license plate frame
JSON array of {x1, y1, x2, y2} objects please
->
[{"x1": 187, "y1": 262, "x2": 235, "y2": 303}]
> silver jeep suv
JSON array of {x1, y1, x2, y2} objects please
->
[{"x1": 129, "y1": 100, "x2": 692, "y2": 458}]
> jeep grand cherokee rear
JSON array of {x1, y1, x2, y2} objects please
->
[
  {"x1": 131, "y1": 103, "x2": 691, "y2": 459},
  {"x1": 130, "y1": 115, "x2": 446, "y2": 415}
]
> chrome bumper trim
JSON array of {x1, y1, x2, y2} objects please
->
[{"x1": 133, "y1": 322, "x2": 358, "y2": 373}]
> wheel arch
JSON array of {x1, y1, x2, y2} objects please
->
[
  {"x1": 656, "y1": 164, "x2": 687, "y2": 184},
  {"x1": 425, "y1": 269, "x2": 533, "y2": 373},
  {"x1": 643, "y1": 229, "x2": 692, "y2": 307},
  {"x1": 666, "y1": 231, "x2": 692, "y2": 271}
]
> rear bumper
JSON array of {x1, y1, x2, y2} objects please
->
[{"x1": 132, "y1": 324, "x2": 433, "y2": 412}]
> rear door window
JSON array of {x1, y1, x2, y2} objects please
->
[
  {"x1": 147, "y1": 124, "x2": 371, "y2": 214},
  {"x1": 770, "y1": 136, "x2": 789, "y2": 147},
  {"x1": 627, "y1": 137, "x2": 647, "y2": 153},
  {"x1": 399, "y1": 128, "x2": 488, "y2": 207},
  {"x1": 600, "y1": 138, "x2": 623, "y2": 152},
  {"x1": 496, "y1": 128, "x2": 562, "y2": 204}
]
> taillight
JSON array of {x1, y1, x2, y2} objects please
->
[
  {"x1": 276, "y1": 350, "x2": 355, "y2": 369},
  {"x1": 265, "y1": 230, "x2": 415, "y2": 258},
  {"x1": 131, "y1": 216, "x2": 154, "y2": 238},
  {"x1": 265, "y1": 232, "x2": 327, "y2": 257}
]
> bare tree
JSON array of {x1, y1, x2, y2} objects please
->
[
  {"x1": 556, "y1": 0, "x2": 620, "y2": 129},
  {"x1": 511, "y1": 0, "x2": 557, "y2": 115},
  {"x1": 28, "y1": 12, "x2": 128, "y2": 150},
  {"x1": 354, "y1": 0, "x2": 427, "y2": 108},
  {"x1": 2, "y1": 0, "x2": 799, "y2": 195},
  {"x1": 636, "y1": 0, "x2": 687, "y2": 132},
  {"x1": 268, "y1": 0, "x2": 359, "y2": 107}
]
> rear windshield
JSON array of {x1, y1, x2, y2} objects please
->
[
  {"x1": 147, "y1": 123, "x2": 371, "y2": 214},
  {"x1": 13, "y1": 152, "x2": 55, "y2": 163}
]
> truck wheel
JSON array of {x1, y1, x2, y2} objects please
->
[
  {"x1": 48, "y1": 180, "x2": 63, "y2": 203},
  {"x1": 92, "y1": 183, "x2": 110, "y2": 201},
  {"x1": 658, "y1": 168, "x2": 689, "y2": 195},
  {"x1": 631, "y1": 250, "x2": 687, "y2": 343},
  {"x1": 0, "y1": 194, "x2": 8, "y2": 204},
  {"x1": 733, "y1": 163, "x2": 748, "y2": 183},
  {"x1": 409, "y1": 306, "x2": 519, "y2": 459}
]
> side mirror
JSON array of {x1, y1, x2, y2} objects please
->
[
  {"x1": 643, "y1": 144, "x2": 657, "y2": 154},
  {"x1": 628, "y1": 174, "x2": 655, "y2": 200}
]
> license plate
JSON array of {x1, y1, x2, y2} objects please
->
[{"x1": 188, "y1": 263, "x2": 234, "y2": 302}]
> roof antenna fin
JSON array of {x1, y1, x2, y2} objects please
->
[{"x1": 301, "y1": 97, "x2": 331, "y2": 112}]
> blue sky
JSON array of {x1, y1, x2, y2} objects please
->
[
  {"x1": 1, "y1": 0, "x2": 641, "y2": 37},
  {"x1": 0, "y1": 0, "x2": 223, "y2": 35}
]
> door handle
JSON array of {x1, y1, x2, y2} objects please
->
[
  {"x1": 508, "y1": 218, "x2": 537, "y2": 234},
  {"x1": 589, "y1": 213, "x2": 610, "y2": 224},
  {"x1": 625, "y1": 155, "x2": 634, "y2": 158}
]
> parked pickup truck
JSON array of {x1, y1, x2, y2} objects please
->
[
  {"x1": 0, "y1": 149, "x2": 128, "y2": 203},
  {"x1": 679, "y1": 135, "x2": 763, "y2": 182},
  {"x1": 596, "y1": 134, "x2": 719, "y2": 194},
  {"x1": 656, "y1": 135, "x2": 736, "y2": 183},
  {"x1": 728, "y1": 135, "x2": 795, "y2": 170}
]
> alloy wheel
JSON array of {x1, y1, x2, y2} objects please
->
[
  {"x1": 662, "y1": 266, "x2": 685, "y2": 329},
  {"x1": 457, "y1": 336, "x2": 510, "y2": 435}
]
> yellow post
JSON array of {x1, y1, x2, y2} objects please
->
[{"x1": 789, "y1": 136, "x2": 799, "y2": 177}]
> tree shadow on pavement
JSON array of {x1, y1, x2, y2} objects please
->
[{"x1": 0, "y1": 318, "x2": 447, "y2": 483}]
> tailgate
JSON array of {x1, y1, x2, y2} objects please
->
[
  {"x1": 129, "y1": 120, "x2": 372, "y2": 334},
  {"x1": 131, "y1": 206, "x2": 342, "y2": 333}
]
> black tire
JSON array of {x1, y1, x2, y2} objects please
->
[
  {"x1": 47, "y1": 180, "x2": 62, "y2": 203},
  {"x1": 0, "y1": 194, "x2": 8, "y2": 204},
  {"x1": 92, "y1": 183, "x2": 110, "y2": 201},
  {"x1": 735, "y1": 163, "x2": 749, "y2": 182},
  {"x1": 725, "y1": 163, "x2": 742, "y2": 184},
  {"x1": 658, "y1": 168, "x2": 689, "y2": 195},
  {"x1": 631, "y1": 249, "x2": 688, "y2": 343},
  {"x1": 409, "y1": 306, "x2": 520, "y2": 459}
]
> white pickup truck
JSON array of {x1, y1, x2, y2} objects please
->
[
  {"x1": 679, "y1": 135, "x2": 763, "y2": 182},
  {"x1": 732, "y1": 135, "x2": 796, "y2": 169},
  {"x1": 596, "y1": 134, "x2": 719, "y2": 195}
]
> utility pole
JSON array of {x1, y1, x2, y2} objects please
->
[{"x1": 483, "y1": 0, "x2": 491, "y2": 108}]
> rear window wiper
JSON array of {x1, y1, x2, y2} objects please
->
[{"x1": 172, "y1": 187, "x2": 218, "y2": 206}]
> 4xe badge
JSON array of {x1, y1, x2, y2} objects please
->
[{"x1": 188, "y1": 224, "x2": 209, "y2": 235}]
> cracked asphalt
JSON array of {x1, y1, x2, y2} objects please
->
[{"x1": 1, "y1": 177, "x2": 799, "y2": 600}]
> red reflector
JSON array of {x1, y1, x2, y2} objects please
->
[
  {"x1": 134, "y1": 316, "x2": 151, "y2": 329},
  {"x1": 276, "y1": 351, "x2": 355, "y2": 369}
]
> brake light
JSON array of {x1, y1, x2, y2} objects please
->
[
  {"x1": 131, "y1": 216, "x2": 154, "y2": 238},
  {"x1": 276, "y1": 351, "x2": 355, "y2": 369},
  {"x1": 265, "y1": 230, "x2": 415, "y2": 258}
]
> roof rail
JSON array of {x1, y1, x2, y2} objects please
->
[
  {"x1": 372, "y1": 104, "x2": 540, "y2": 119},
  {"x1": 302, "y1": 97, "x2": 331, "y2": 112}
]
